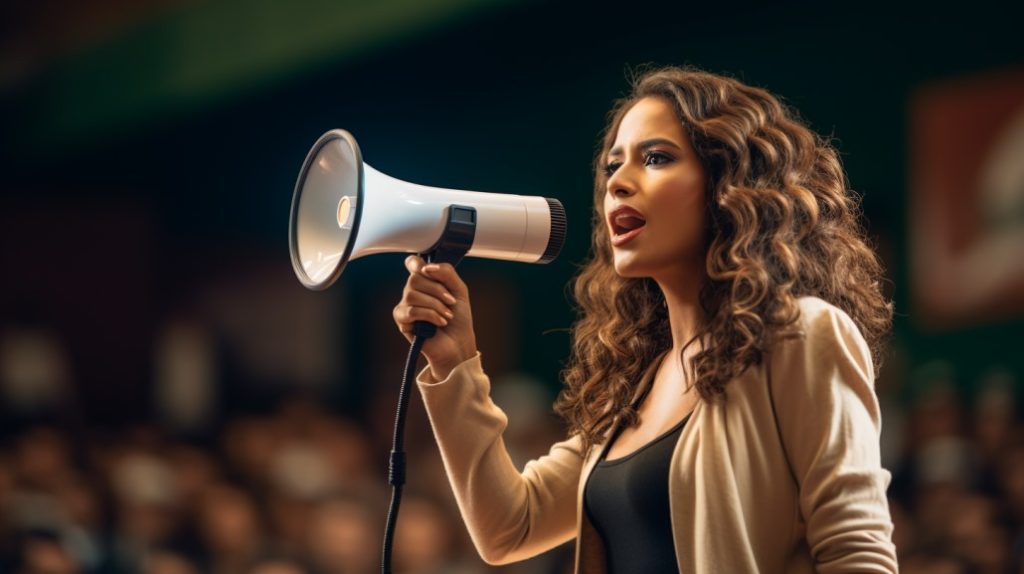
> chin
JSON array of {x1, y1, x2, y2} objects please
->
[{"x1": 612, "y1": 257, "x2": 651, "y2": 278}]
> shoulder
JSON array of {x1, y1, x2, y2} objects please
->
[
  {"x1": 792, "y1": 296, "x2": 861, "y2": 339},
  {"x1": 779, "y1": 296, "x2": 873, "y2": 375}
]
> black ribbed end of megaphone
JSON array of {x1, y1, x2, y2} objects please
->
[{"x1": 538, "y1": 198, "x2": 566, "y2": 264}]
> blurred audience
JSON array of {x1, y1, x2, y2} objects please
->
[
  {"x1": 888, "y1": 363, "x2": 1024, "y2": 573},
  {"x1": 0, "y1": 363, "x2": 571, "y2": 574}
]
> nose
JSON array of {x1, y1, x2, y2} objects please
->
[{"x1": 606, "y1": 166, "x2": 637, "y2": 198}]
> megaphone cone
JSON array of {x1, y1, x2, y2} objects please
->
[{"x1": 289, "y1": 129, "x2": 566, "y2": 290}]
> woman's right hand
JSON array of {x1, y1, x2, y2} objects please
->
[{"x1": 393, "y1": 255, "x2": 478, "y2": 381}]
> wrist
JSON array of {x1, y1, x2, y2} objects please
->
[{"x1": 429, "y1": 346, "x2": 477, "y2": 381}]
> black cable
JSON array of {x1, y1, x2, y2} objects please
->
[
  {"x1": 382, "y1": 333, "x2": 425, "y2": 574},
  {"x1": 381, "y1": 205, "x2": 476, "y2": 573}
]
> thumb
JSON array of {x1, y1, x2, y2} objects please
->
[{"x1": 404, "y1": 255, "x2": 426, "y2": 274}]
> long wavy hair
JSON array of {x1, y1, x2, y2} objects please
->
[{"x1": 556, "y1": 67, "x2": 892, "y2": 451}]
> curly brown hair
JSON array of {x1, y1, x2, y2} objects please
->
[{"x1": 556, "y1": 67, "x2": 893, "y2": 452}]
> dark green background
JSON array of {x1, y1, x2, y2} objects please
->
[{"x1": 2, "y1": 0, "x2": 1022, "y2": 421}]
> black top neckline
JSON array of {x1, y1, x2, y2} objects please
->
[{"x1": 598, "y1": 413, "x2": 690, "y2": 467}]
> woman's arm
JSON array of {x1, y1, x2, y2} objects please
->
[
  {"x1": 417, "y1": 355, "x2": 581, "y2": 564},
  {"x1": 769, "y1": 298, "x2": 899, "y2": 574},
  {"x1": 393, "y1": 256, "x2": 580, "y2": 564}
]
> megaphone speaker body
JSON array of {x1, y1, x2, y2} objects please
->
[{"x1": 290, "y1": 129, "x2": 566, "y2": 290}]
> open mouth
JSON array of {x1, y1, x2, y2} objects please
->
[
  {"x1": 609, "y1": 207, "x2": 647, "y2": 237},
  {"x1": 608, "y1": 206, "x2": 646, "y2": 247}
]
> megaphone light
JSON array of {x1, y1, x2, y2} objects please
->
[{"x1": 289, "y1": 129, "x2": 566, "y2": 290}]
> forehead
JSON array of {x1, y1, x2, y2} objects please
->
[{"x1": 610, "y1": 97, "x2": 685, "y2": 150}]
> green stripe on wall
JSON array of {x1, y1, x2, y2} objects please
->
[{"x1": 9, "y1": 0, "x2": 522, "y2": 152}]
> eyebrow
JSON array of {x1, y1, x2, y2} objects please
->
[{"x1": 607, "y1": 137, "x2": 683, "y2": 157}]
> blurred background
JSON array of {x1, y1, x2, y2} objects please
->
[{"x1": 1, "y1": 0, "x2": 1023, "y2": 572}]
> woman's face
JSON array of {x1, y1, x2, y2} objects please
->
[{"x1": 603, "y1": 96, "x2": 707, "y2": 282}]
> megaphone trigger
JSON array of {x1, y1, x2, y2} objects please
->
[{"x1": 412, "y1": 205, "x2": 477, "y2": 339}]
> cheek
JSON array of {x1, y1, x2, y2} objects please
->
[
  {"x1": 661, "y1": 179, "x2": 705, "y2": 225},
  {"x1": 656, "y1": 181, "x2": 707, "y2": 254},
  {"x1": 680, "y1": 168, "x2": 707, "y2": 220},
  {"x1": 685, "y1": 195, "x2": 708, "y2": 245}
]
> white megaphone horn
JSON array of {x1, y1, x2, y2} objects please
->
[{"x1": 288, "y1": 129, "x2": 567, "y2": 290}]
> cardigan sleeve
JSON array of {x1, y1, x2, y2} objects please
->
[
  {"x1": 768, "y1": 299, "x2": 899, "y2": 573},
  {"x1": 416, "y1": 353, "x2": 581, "y2": 565}
]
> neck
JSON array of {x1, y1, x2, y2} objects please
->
[{"x1": 655, "y1": 269, "x2": 705, "y2": 354}]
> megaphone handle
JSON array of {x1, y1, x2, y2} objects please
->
[{"x1": 412, "y1": 205, "x2": 477, "y2": 339}]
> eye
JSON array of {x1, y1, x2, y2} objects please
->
[
  {"x1": 644, "y1": 151, "x2": 674, "y2": 167},
  {"x1": 602, "y1": 160, "x2": 622, "y2": 177}
]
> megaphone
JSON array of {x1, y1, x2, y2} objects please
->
[{"x1": 289, "y1": 129, "x2": 567, "y2": 290}]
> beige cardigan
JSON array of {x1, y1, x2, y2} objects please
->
[{"x1": 416, "y1": 297, "x2": 899, "y2": 573}]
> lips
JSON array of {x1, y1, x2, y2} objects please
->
[{"x1": 608, "y1": 205, "x2": 646, "y2": 247}]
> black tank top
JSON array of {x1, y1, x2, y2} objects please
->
[{"x1": 583, "y1": 415, "x2": 689, "y2": 574}]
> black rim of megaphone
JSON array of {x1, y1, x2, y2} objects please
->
[{"x1": 289, "y1": 129, "x2": 365, "y2": 291}]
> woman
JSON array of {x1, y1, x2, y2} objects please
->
[{"x1": 393, "y1": 67, "x2": 899, "y2": 573}]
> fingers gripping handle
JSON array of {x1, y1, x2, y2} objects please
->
[{"x1": 412, "y1": 205, "x2": 477, "y2": 339}]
